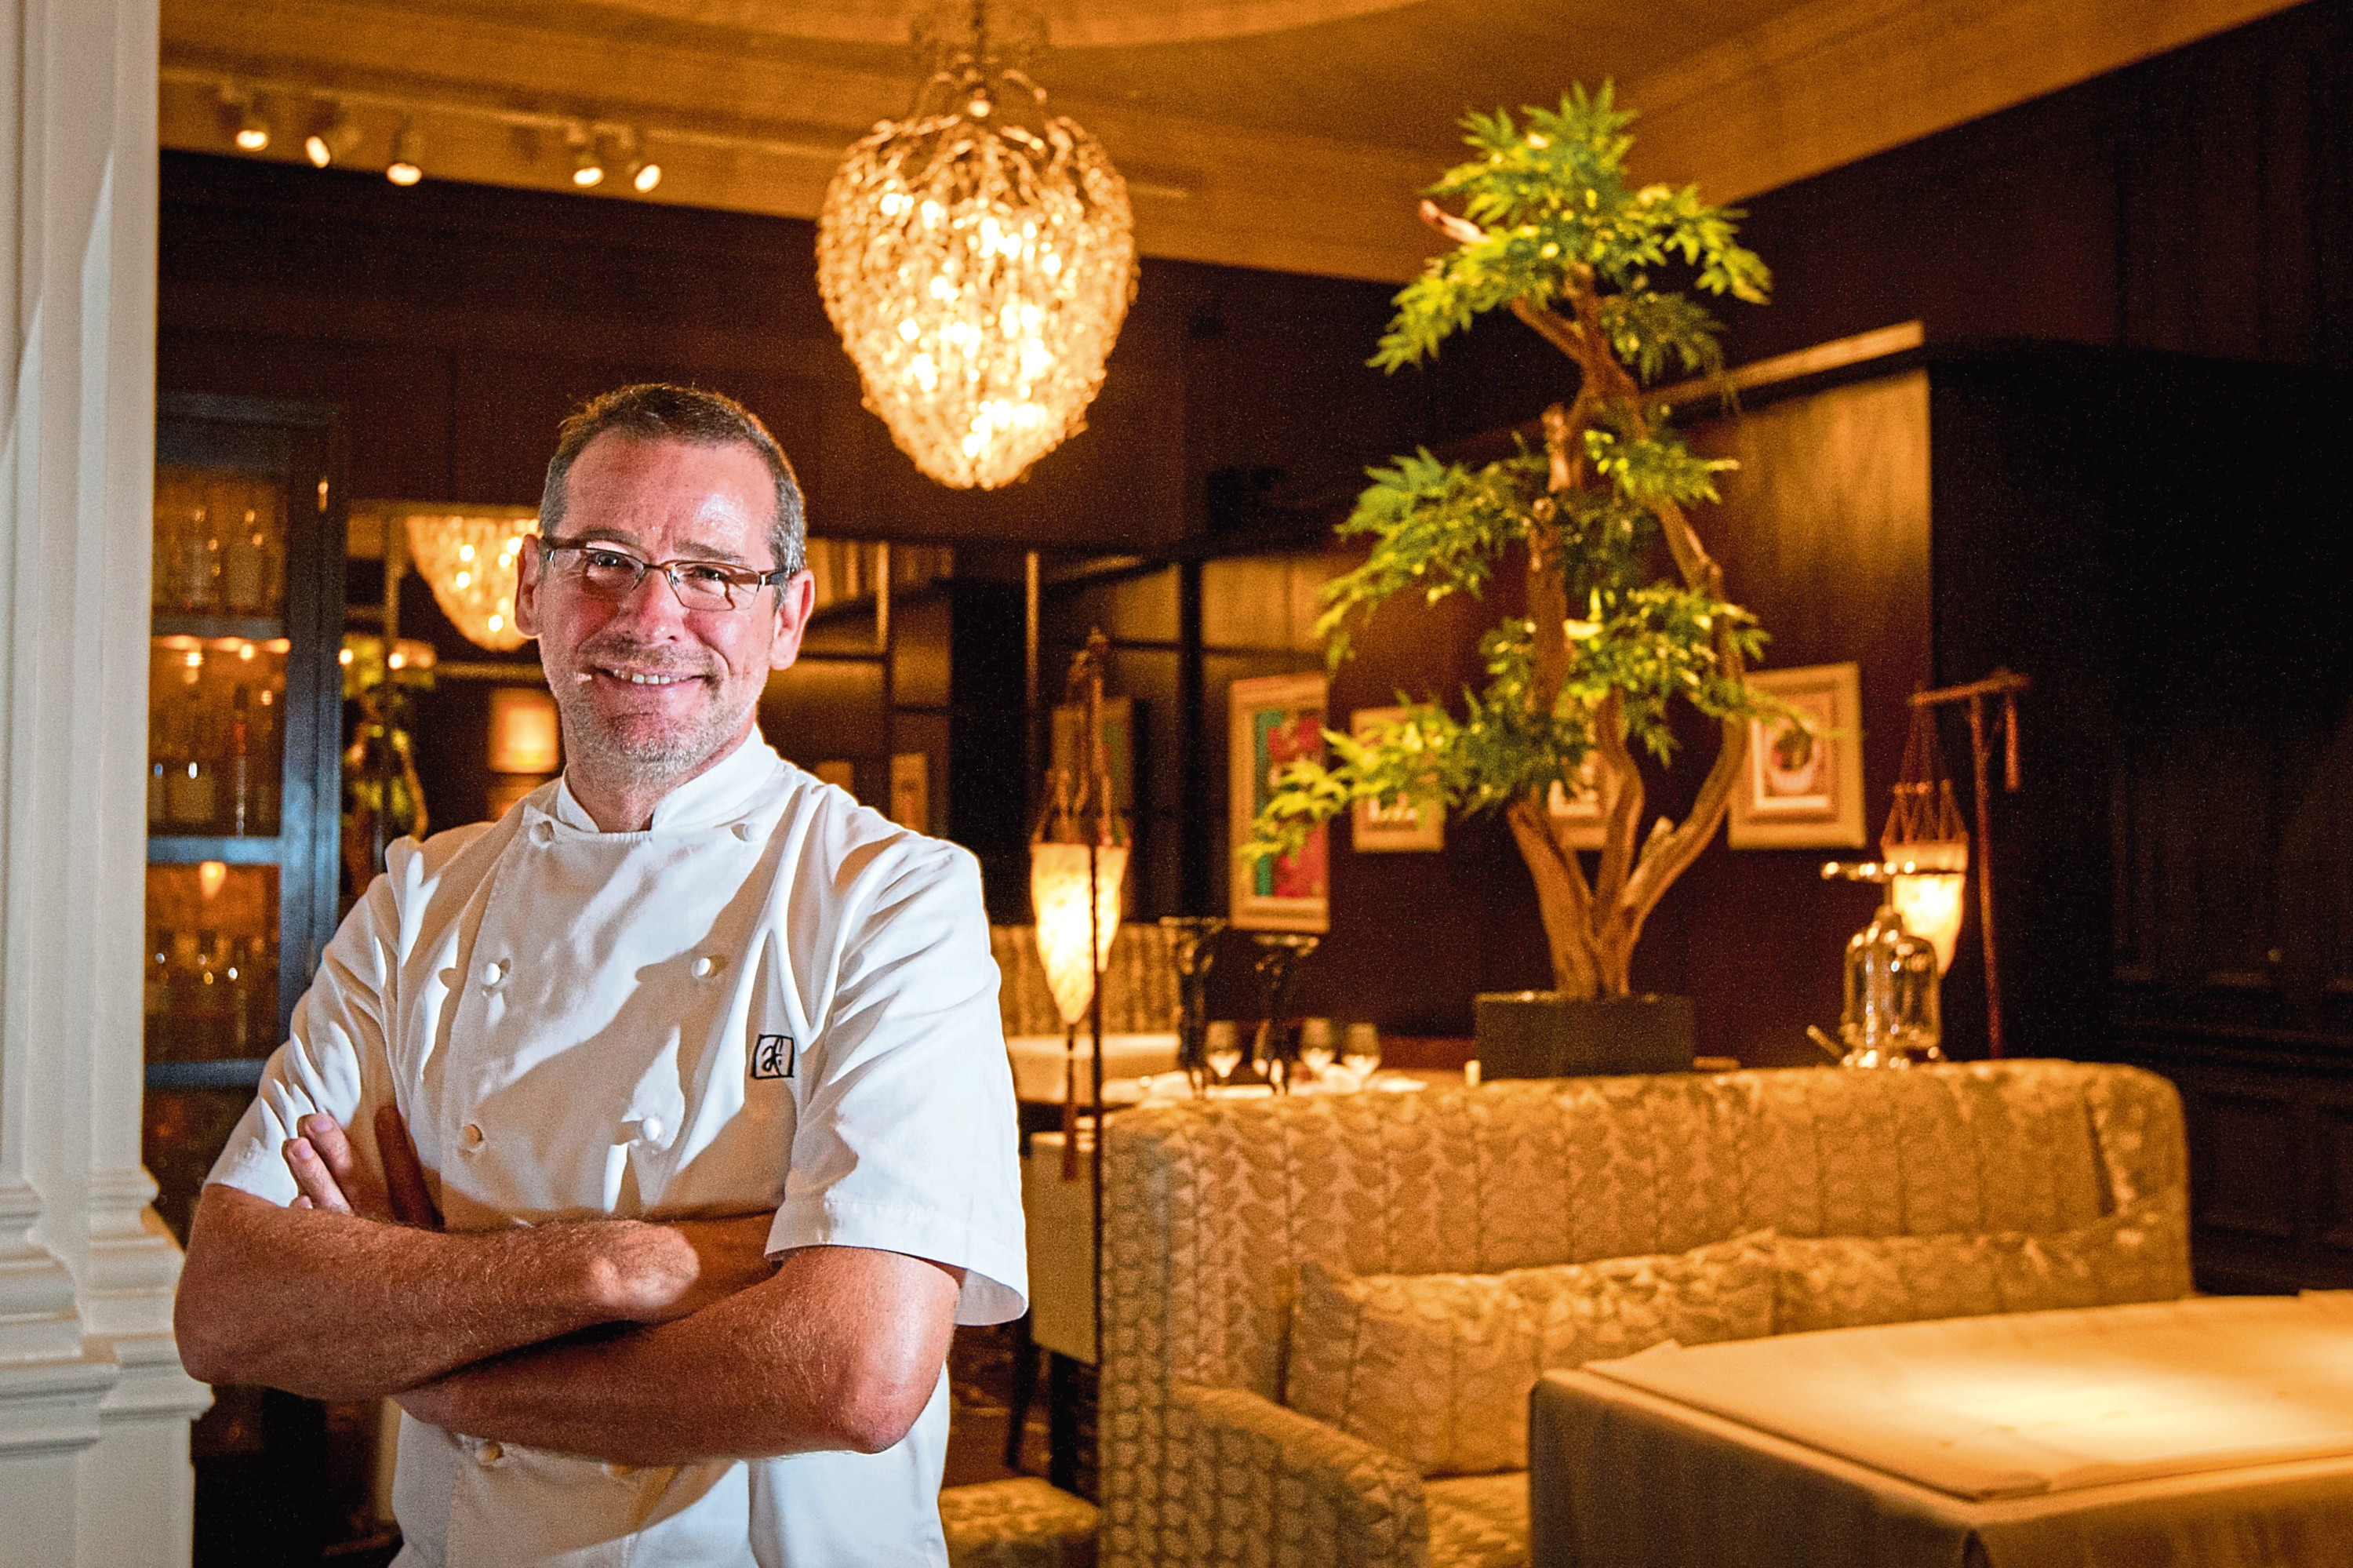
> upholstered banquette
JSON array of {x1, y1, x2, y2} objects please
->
[{"x1": 1098, "y1": 1060, "x2": 2192, "y2": 1568}]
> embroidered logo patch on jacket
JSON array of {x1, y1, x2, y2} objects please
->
[{"x1": 751, "y1": 1034, "x2": 795, "y2": 1080}]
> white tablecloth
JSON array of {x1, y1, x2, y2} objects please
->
[
  {"x1": 1531, "y1": 1293, "x2": 2353, "y2": 1568},
  {"x1": 1004, "y1": 1032, "x2": 1180, "y2": 1104}
]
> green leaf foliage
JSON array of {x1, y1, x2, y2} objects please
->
[
  {"x1": 1373, "y1": 85, "x2": 1770, "y2": 374},
  {"x1": 1249, "y1": 83, "x2": 1778, "y2": 872}
]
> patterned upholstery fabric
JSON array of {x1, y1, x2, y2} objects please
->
[
  {"x1": 1100, "y1": 1060, "x2": 2191, "y2": 1568},
  {"x1": 1286, "y1": 1232, "x2": 1777, "y2": 1475},
  {"x1": 1772, "y1": 1195, "x2": 2190, "y2": 1333},
  {"x1": 1427, "y1": 1474, "x2": 1536, "y2": 1568},
  {"x1": 994, "y1": 922, "x2": 1182, "y2": 1038},
  {"x1": 941, "y1": 1476, "x2": 1102, "y2": 1568}
]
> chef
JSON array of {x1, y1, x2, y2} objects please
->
[{"x1": 174, "y1": 384, "x2": 1027, "y2": 1567}]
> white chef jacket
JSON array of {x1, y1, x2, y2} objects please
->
[{"x1": 208, "y1": 736, "x2": 1028, "y2": 1567}]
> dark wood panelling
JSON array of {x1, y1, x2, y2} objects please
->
[{"x1": 1722, "y1": 0, "x2": 2353, "y2": 376}]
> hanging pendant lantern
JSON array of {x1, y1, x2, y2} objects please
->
[
  {"x1": 816, "y1": 4, "x2": 1136, "y2": 490},
  {"x1": 1882, "y1": 703, "x2": 1970, "y2": 974}
]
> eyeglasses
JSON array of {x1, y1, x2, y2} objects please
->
[{"x1": 537, "y1": 537, "x2": 797, "y2": 613}]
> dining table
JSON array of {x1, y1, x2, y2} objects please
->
[{"x1": 1528, "y1": 1292, "x2": 2353, "y2": 1568}]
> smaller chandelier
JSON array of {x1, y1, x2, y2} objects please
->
[
  {"x1": 403, "y1": 511, "x2": 538, "y2": 651},
  {"x1": 816, "y1": 5, "x2": 1136, "y2": 490}
]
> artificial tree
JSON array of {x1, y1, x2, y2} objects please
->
[{"x1": 1251, "y1": 86, "x2": 1777, "y2": 1001}]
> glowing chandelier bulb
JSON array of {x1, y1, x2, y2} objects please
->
[
  {"x1": 816, "y1": 5, "x2": 1136, "y2": 490},
  {"x1": 404, "y1": 514, "x2": 537, "y2": 651}
]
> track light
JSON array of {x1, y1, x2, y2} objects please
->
[
  {"x1": 613, "y1": 128, "x2": 660, "y2": 193},
  {"x1": 226, "y1": 89, "x2": 271, "y2": 151},
  {"x1": 387, "y1": 121, "x2": 423, "y2": 186},
  {"x1": 569, "y1": 126, "x2": 604, "y2": 188},
  {"x1": 304, "y1": 102, "x2": 362, "y2": 169}
]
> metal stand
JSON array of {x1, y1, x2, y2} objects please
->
[{"x1": 1908, "y1": 669, "x2": 2030, "y2": 1057}]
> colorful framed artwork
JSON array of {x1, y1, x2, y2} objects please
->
[
  {"x1": 1229, "y1": 672, "x2": 1329, "y2": 932},
  {"x1": 1349, "y1": 707, "x2": 1443, "y2": 853},
  {"x1": 1728, "y1": 661, "x2": 1866, "y2": 849}
]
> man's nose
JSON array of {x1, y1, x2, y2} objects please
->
[{"x1": 606, "y1": 566, "x2": 693, "y2": 628}]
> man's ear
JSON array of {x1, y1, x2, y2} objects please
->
[
  {"x1": 514, "y1": 541, "x2": 544, "y2": 638},
  {"x1": 769, "y1": 569, "x2": 816, "y2": 672}
]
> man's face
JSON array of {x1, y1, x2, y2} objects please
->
[{"x1": 514, "y1": 433, "x2": 814, "y2": 798}]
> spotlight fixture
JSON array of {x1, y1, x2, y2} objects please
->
[
  {"x1": 304, "y1": 102, "x2": 362, "y2": 169},
  {"x1": 387, "y1": 121, "x2": 423, "y2": 185},
  {"x1": 227, "y1": 89, "x2": 271, "y2": 151},
  {"x1": 569, "y1": 126, "x2": 604, "y2": 188},
  {"x1": 615, "y1": 129, "x2": 661, "y2": 193}
]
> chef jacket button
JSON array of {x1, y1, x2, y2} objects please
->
[
  {"x1": 481, "y1": 959, "x2": 507, "y2": 987},
  {"x1": 478, "y1": 1441, "x2": 504, "y2": 1466},
  {"x1": 732, "y1": 822, "x2": 753, "y2": 842},
  {"x1": 638, "y1": 1115, "x2": 665, "y2": 1144},
  {"x1": 691, "y1": 955, "x2": 720, "y2": 978},
  {"x1": 460, "y1": 1122, "x2": 486, "y2": 1150},
  {"x1": 531, "y1": 820, "x2": 555, "y2": 845}
]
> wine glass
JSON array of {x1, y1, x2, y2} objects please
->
[
  {"x1": 1204, "y1": 1020, "x2": 1243, "y2": 1086},
  {"x1": 1298, "y1": 1017, "x2": 1337, "y2": 1084},
  {"x1": 1340, "y1": 1023, "x2": 1382, "y2": 1087}
]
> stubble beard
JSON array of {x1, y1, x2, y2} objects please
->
[{"x1": 551, "y1": 641, "x2": 747, "y2": 798}]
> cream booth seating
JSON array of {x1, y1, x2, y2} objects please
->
[{"x1": 1096, "y1": 1060, "x2": 2194, "y2": 1568}]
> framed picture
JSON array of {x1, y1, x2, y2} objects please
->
[
  {"x1": 1546, "y1": 751, "x2": 1609, "y2": 849},
  {"x1": 1728, "y1": 661, "x2": 1866, "y2": 849},
  {"x1": 1229, "y1": 672, "x2": 1329, "y2": 932},
  {"x1": 1349, "y1": 707, "x2": 1443, "y2": 853}
]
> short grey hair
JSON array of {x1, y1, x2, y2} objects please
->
[{"x1": 539, "y1": 384, "x2": 806, "y2": 574}]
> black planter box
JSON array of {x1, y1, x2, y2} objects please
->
[{"x1": 1474, "y1": 991, "x2": 1697, "y2": 1079}]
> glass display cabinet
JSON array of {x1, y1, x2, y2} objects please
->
[{"x1": 144, "y1": 393, "x2": 346, "y2": 1242}]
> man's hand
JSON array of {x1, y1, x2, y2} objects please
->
[{"x1": 285, "y1": 1106, "x2": 439, "y2": 1227}]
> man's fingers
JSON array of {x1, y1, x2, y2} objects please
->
[
  {"x1": 284, "y1": 1137, "x2": 355, "y2": 1216},
  {"x1": 301, "y1": 1112, "x2": 358, "y2": 1185},
  {"x1": 376, "y1": 1105, "x2": 440, "y2": 1229}
]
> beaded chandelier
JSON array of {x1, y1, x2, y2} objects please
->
[
  {"x1": 816, "y1": 5, "x2": 1136, "y2": 490},
  {"x1": 402, "y1": 512, "x2": 536, "y2": 651}
]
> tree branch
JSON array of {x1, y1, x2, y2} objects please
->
[{"x1": 1508, "y1": 797, "x2": 1602, "y2": 998}]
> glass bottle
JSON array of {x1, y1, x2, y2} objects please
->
[
  {"x1": 147, "y1": 711, "x2": 169, "y2": 829},
  {"x1": 176, "y1": 500, "x2": 217, "y2": 615},
  {"x1": 227, "y1": 685, "x2": 253, "y2": 835},
  {"x1": 221, "y1": 509, "x2": 265, "y2": 614},
  {"x1": 253, "y1": 685, "x2": 281, "y2": 833},
  {"x1": 167, "y1": 706, "x2": 218, "y2": 831}
]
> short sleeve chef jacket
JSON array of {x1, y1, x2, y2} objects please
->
[{"x1": 208, "y1": 737, "x2": 1028, "y2": 1568}]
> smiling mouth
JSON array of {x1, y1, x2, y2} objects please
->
[{"x1": 591, "y1": 665, "x2": 704, "y2": 687}]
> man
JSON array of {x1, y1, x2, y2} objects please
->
[{"x1": 174, "y1": 384, "x2": 1027, "y2": 1566}]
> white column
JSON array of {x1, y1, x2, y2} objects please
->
[{"x1": 2, "y1": 2, "x2": 210, "y2": 1565}]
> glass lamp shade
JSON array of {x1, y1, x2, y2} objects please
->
[
  {"x1": 1885, "y1": 838, "x2": 1968, "y2": 976},
  {"x1": 404, "y1": 515, "x2": 537, "y2": 651},
  {"x1": 816, "y1": 96, "x2": 1136, "y2": 490},
  {"x1": 1029, "y1": 840, "x2": 1127, "y2": 1028}
]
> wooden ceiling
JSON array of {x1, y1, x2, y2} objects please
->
[{"x1": 160, "y1": 0, "x2": 2300, "y2": 282}]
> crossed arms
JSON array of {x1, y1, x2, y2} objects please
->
[{"x1": 173, "y1": 1106, "x2": 963, "y2": 1466}]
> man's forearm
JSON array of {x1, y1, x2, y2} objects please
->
[
  {"x1": 174, "y1": 1184, "x2": 745, "y2": 1400},
  {"x1": 395, "y1": 1245, "x2": 963, "y2": 1467}
]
